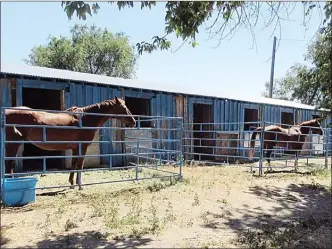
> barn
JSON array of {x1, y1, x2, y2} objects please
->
[{"x1": 1, "y1": 63, "x2": 330, "y2": 172}]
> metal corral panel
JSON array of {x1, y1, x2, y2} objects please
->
[
  {"x1": 68, "y1": 83, "x2": 123, "y2": 167},
  {"x1": 0, "y1": 79, "x2": 12, "y2": 171},
  {"x1": 152, "y1": 93, "x2": 176, "y2": 151},
  {"x1": 329, "y1": 128, "x2": 332, "y2": 153}
]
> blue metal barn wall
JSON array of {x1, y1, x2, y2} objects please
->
[
  {"x1": 12, "y1": 77, "x2": 179, "y2": 169},
  {"x1": 124, "y1": 90, "x2": 177, "y2": 156},
  {"x1": 0, "y1": 79, "x2": 12, "y2": 174},
  {"x1": 14, "y1": 79, "x2": 71, "y2": 171},
  {"x1": 4, "y1": 75, "x2": 331, "y2": 169},
  {"x1": 182, "y1": 96, "x2": 330, "y2": 160},
  {"x1": 69, "y1": 82, "x2": 122, "y2": 166},
  {"x1": 68, "y1": 84, "x2": 180, "y2": 166}
]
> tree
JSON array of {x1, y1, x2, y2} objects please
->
[
  {"x1": 262, "y1": 1, "x2": 332, "y2": 114},
  {"x1": 60, "y1": 1, "x2": 329, "y2": 54},
  {"x1": 59, "y1": 2, "x2": 331, "y2": 119},
  {"x1": 25, "y1": 24, "x2": 138, "y2": 79},
  {"x1": 263, "y1": 32, "x2": 331, "y2": 109},
  {"x1": 262, "y1": 64, "x2": 304, "y2": 102}
]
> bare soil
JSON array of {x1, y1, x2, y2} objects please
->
[{"x1": 1, "y1": 162, "x2": 331, "y2": 249}]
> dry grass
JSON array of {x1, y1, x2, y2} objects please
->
[{"x1": 1, "y1": 163, "x2": 331, "y2": 248}]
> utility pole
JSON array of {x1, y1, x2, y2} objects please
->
[{"x1": 269, "y1": 36, "x2": 277, "y2": 98}]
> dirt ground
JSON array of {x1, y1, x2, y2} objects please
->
[{"x1": 1, "y1": 161, "x2": 331, "y2": 249}]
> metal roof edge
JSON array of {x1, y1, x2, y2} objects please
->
[{"x1": 0, "y1": 62, "x2": 322, "y2": 111}]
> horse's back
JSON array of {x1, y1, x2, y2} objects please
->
[
  {"x1": 34, "y1": 112, "x2": 79, "y2": 126},
  {"x1": 5, "y1": 107, "x2": 78, "y2": 126}
]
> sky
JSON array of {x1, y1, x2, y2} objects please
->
[{"x1": 0, "y1": 1, "x2": 324, "y2": 100}]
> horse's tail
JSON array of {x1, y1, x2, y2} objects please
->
[{"x1": 248, "y1": 127, "x2": 262, "y2": 160}]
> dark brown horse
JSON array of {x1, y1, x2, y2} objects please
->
[
  {"x1": 4, "y1": 97, "x2": 136, "y2": 190},
  {"x1": 248, "y1": 118, "x2": 324, "y2": 172}
]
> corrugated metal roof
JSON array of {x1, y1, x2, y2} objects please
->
[{"x1": 0, "y1": 62, "x2": 319, "y2": 110}]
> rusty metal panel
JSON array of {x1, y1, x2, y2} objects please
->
[
  {"x1": 0, "y1": 78, "x2": 12, "y2": 109},
  {"x1": 175, "y1": 95, "x2": 184, "y2": 118}
]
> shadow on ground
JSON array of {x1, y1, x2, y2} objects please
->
[
  {"x1": 202, "y1": 181, "x2": 332, "y2": 249},
  {"x1": 23, "y1": 231, "x2": 152, "y2": 248}
]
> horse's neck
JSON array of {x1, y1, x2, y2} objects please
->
[{"x1": 299, "y1": 125, "x2": 310, "y2": 135}]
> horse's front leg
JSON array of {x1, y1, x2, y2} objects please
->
[
  {"x1": 294, "y1": 151, "x2": 299, "y2": 172},
  {"x1": 75, "y1": 146, "x2": 88, "y2": 191},
  {"x1": 5, "y1": 143, "x2": 22, "y2": 178},
  {"x1": 69, "y1": 149, "x2": 78, "y2": 189},
  {"x1": 5, "y1": 128, "x2": 23, "y2": 178}
]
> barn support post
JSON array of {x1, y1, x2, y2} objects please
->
[
  {"x1": 136, "y1": 117, "x2": 141, "y2": 180},
  {"x1": 258, "y1": 105, "x2": 265, "y2": 176},
  {"x1": 178, "y1": 117, "x2": 184, "y2": 180},
  {"x1": 325, "y1": 129, "x2": 329, "y2": 169},
  {"x1": 1, "y1": 108, "x2": 6, "y2": 205}
]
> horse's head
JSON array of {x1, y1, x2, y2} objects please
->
[
  {"x1": 300, "y1": 118, "x2": 324, "y2": 136},
  {"x1": 111, "y1": 96, "x2": 136, "y2": 128}
]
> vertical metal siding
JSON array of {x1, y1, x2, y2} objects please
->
[
  {"x1": 264, "y1": 105, "x2": 281, "y2": 124},
  {"x1": 69, "y1": 83, "x2": 123, "y2": 166},
  {"x1": 100, "y1": 85, "x2": 110, "y2": 165},
  {"x1": 154, "y1": 93, "x2": 176, "y2": 151},
  {"x1": 5, "y1": 76, "x2": 330, "y2": 167},
  {"x1": 0, "y1": 79, "x2": 12, "y2": 173}
]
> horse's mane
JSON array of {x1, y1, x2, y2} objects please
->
[
  {"x1": 299, "y1": 119, "x2": 319, "y2": 127},
  {"x1": 66, "y1": 99, "x2": 118, "y2": 115}
]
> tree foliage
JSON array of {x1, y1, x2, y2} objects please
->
[
  {"x1": 263, "y1": 2, "x2": 332, "y2": 115},
  {"x1": 262, "y1": 64, "x2": 304, "y2": 102},
  {"x1": 25, "y1": 24, "x2": 138, "y2": 78},
  {"x1": 60, "y1": 1, "x2": 326, "y2": 54}
]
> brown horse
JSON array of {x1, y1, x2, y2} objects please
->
[
  {"x1": 3, "y1": 97, "x2": 136, "y2": 190},
  {"x1": 248, "y1": 118, "x2": 324, "y2": 172}
]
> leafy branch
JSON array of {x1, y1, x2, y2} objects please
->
[{"x1": 61, "y1": 1, "x2": 328, "y2": 55}]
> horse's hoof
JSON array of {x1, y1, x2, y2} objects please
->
[
  {"x1": 69, "y1": 186, "x2": 75, "y2": 189},
  {"x1": 78, "y1": 186, "x2": 83, "y2": 191}
]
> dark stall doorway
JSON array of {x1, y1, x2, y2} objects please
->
[
  {"x1": 22, "y1": 87, "x2": 65, "y2": 171},
  {"x1": 193, "y1": 103, "x2": 214, "y2": 160},
  {"x1": 123, "y1": 96, "x2": 151, "y2": 166},
  {"x1": 281, "y1": 112, "x2": 294, "y2": 128},
  {"x1": 125, "y1": 97, "x2": 151, "y2": 127},
  {"x1": 244, "y1": 108, "x2": 259, "y2": 131}
]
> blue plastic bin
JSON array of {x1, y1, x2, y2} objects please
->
[{"x1": 1, "y1": 177, "x2": 38, "y2": 206}]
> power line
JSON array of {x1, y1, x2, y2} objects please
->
[{"x1": 279, "y1": 38, "x2": 312, "y2": 42}]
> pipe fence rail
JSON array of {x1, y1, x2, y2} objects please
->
[
  {"x1": 183, "y1": 121, "x2": 331, "y2": 175},
  {"x1": 0, "y1": 107, "x2": 183, "y2": 203},
  {"x1": 1, "y1": 107, "x2": 331, "y2": 204}
]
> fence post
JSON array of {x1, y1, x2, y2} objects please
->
[
  {"x1": 258, "y1": 106, "x2": 265, "y2": 176},
  {"x1": 1, "y1": 108, "x2": 6, "y2": 205},
  {"x1": 325, "y1": 128, "x2": 329, "y2": 169},
  {"x1": 258, "y1": 121, "x2": 265, "y2": 176},
  {"x1": 136, "y1": 117, "x2": 140, "y2": 180},
  {"x1": 77, "y1": 113, "x2": 83, "y2": 187},
  {"x1": 179, "y1": 117, "x2": 183, "y2": 180},
  {"x1": 42, "y1": 126, "x2": 47, "y2": 174}
]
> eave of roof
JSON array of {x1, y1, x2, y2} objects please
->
[{"x1": 1, "y1": 62, "x2": 325, "y2": 111}]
